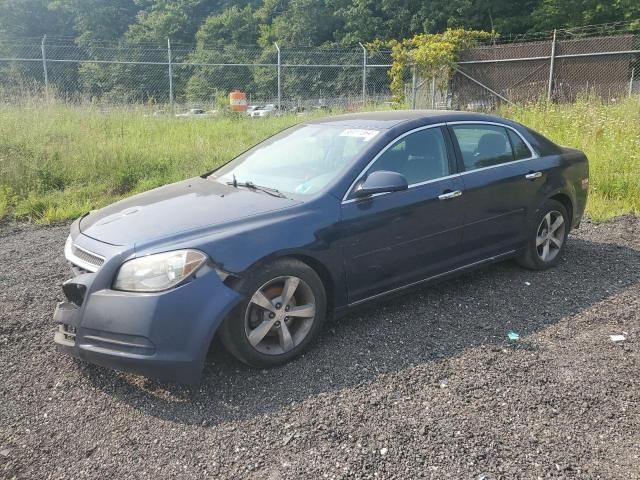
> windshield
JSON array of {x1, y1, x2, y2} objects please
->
[{"x1": 211, "y1": 124, "x2": 379, "y2": 196}]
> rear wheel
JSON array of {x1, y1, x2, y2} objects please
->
[
  {"x1": 218, "y1": 259, "x2": 326, "y2": 367},
  {"x1": 518, "y1": 199, "x2": 569, "y2": 270}
]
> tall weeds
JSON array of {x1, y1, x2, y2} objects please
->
[
  {"x1": 501, "y1": 97, "x2": 640, "y2": 221},
  {"x1": 1, "y1": 98, "x2": 638, "y2": 223}
]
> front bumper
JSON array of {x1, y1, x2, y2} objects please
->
[{"x1": 53, "y1": 262, "x2": 242, "y2": 384}]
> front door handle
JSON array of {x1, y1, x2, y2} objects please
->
[
  {"x1": 438, "y1": 190, "x2": 462, "y2": 200},
  {"x1": 525, "y1": 171, "x2": 543, "y2": 180}
]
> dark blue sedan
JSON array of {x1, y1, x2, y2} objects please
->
[{"x1": 54, "y1": 110, "x2": 589, "y2": 382}]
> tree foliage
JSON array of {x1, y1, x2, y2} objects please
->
[
  {"x1": 50, "y1": 0, "x2": 138, "y2": 44},
  {"x1": 196, "y1": 6, "x2": 259, "y2": 48},
  {"x1": 369, "y1": 29, "x2": 493, "y2": 105},
  {"x1": 0, "y1": 0, "x2": 637, "y2": 104},
  {"x1": 0, "y1": 0, "x2": 72, "y2": 38},
  {"x1": 2, "y1": 0, "x2": 636, "y2": 48}
]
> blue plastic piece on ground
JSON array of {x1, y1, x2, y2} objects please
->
[{"x1": 507, "y1": 331, "x2": 520, "y2": 341}]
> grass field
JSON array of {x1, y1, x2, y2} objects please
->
[
  {"x1": 502, "y1": 98, "x2": 640, "y2": 221},
  {"x1": 0, "y1": 98, "x2": 638, "y2": 223}
]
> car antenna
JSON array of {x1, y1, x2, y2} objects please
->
[{"x1": 232, "y1": 173, "x2": 238, "y2": 188}]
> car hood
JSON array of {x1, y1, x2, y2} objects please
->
[{"x1": 79, "y1": 177, "x2": 300, "y2": 246}]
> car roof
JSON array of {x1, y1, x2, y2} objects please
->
[{"x1": 307, "y1": 110, "x2": 508, "y2": 129}]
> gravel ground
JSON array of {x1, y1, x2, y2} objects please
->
[{"x1": 1, "y1": 216, "x2": 639, "y2": 479}]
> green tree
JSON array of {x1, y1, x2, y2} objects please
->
[
  {"x1": 182, "y1": 6, "x2": 261, "y2": 103},
  {"x1": 0, "y1": 0, "x2": 71, "y2": 38},
  {"x1": 333, "y1": 0, "x2": 432, "y2": 44},
  {"x1": 50, "y1": 0, "x2": 139, "y2": 43},
  {"x1": 126, "y1": 0, "x2": 200, "y2": 44},
  {"x1": 256, "y1": 0, "x2": 342, "y2": 47},
  {"x1": 431, "y1": 0, "x2": 540, "y2": 35},
  {"x1": 196, "y1": 5, "x2": 259, "y2": 48},
  {"x1": 125, "y1": 0, "x2": 256, "y2": 45},
  {"x1": 532, "y1": 0, "x2": 640, "y2": 30},
  {"x1": 333, "y1": 0, "x2": 539, "y2": 45}
]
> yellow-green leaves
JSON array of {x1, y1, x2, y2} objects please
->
[{"x1": 369, "y1": 29, "x2": 493, "y2": 106}]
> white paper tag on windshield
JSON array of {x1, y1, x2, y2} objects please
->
[{"x1": 339, "y1": 129, "x2": 380, "y2": 142}]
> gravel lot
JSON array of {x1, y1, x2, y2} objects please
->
[{"x1": 1, "y1": 216, "x2": 639, "y2": 479}]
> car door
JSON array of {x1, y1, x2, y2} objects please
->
[
  {"x1": 447, "y1": 122, "x2": 541, "y2": 262},
  {"x1": 339, "y1": 125, "x2": 466, "y2": 304}
]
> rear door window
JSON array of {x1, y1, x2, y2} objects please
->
[
  {"x1": 451, "y1": 124, "x2": 515, "y2": 171},
  {"x1": 525, "y1": 127, "x2": 562, "y2": 155},
  {"x1": 507, "y1": 129, "x2": 533, "y2": 160}
]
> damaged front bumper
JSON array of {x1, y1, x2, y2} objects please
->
[{"x1": 53, "y1": 235, "x2": 242, "y2": 384}]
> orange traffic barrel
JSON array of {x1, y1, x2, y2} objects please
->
[{"x1": 229, "y1": 90, "x2": 247, "y2": 112}]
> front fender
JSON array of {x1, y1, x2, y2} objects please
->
[{"x1": 134, "y1": 195, "x2": 347, "y2": 308}]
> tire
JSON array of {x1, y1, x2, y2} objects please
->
[
  {"x1": 518, "y1": 199, "x2": 570, "y2": 270},
  {"x1": 218, "y1": 258, "x2": 327, "y2": 368}
]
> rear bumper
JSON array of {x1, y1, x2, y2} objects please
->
[
  {"x1": 573, "y1": 179, "x2": 588, "y2": 229},
  {"x1": 53, "y1": 270, "x2": 242, "y2": 383}
]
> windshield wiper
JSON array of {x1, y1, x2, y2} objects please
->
[{"x1": 226, "y1": 179, "x2": 287, "y2": 198}]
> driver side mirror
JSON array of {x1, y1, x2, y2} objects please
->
[{"x1": 353, "y1": 170, "x2": 408, "y2": 198}]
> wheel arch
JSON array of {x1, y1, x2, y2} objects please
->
[
  {"x1": 548, "y1": 192, "x2": 573, "y2": 226},
  {"x1": 213, "y1": 252, "x2": 336, "y2": 366},
  {"x1": 283, "y1": 253, "x2": 336, "y2": 318},
  {"x1": 227, "y1": 252, "x2": 337, "y2": 318}
]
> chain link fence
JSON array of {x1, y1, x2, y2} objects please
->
[
  {"x1": 0, "y1": 38, "x2": 393, "y2": 111},
  {"x1": 1, "y1": 22, "x2": 638, "y2": 112},
  {"x1": 411, "y1": 23, "x2": 640, "y2": 109}
]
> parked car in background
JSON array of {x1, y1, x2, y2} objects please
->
[
  {"x1": 248, "y1": 104, "x2": 278, "y2": 118},
  {"x1": 54, "y1": 110, "x2": 588, "y2": 383}
]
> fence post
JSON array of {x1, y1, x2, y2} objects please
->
[
  {"x1": 359, "y1": 42, "x2": 367, "y2": 108},
  {"x1": 411, "y1": 65, "x2": 417, "y2": 109},
  {"x1": 274, "y1": 43, "x2": 281, "y2": 111},
  {"x1": 167, "y1": 38, "x2": 174, "y2": 109},
  {"x1": 431, "y1": 75, "x2": 436, "y2": 109},
  {"x1": 41, "y1": 35, "x2": 49, "y2": 97},
  {"x1": 630, "y1": 67, "x2": 635, "y2": 97},
  {"x1": 547, "y1": 29, "x2": 557, "y2": 102}
]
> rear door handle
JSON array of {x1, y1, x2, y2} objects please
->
[
  {"x1": 438, "y1": 190, "x2": 462, "y2": 200},
  {"x1": 525, "y1": 171, "x2": 543, "y2": 180}
]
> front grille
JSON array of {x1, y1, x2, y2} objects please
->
[
  {"x1": 54, "y1": 324, "x2": 76, "y2": 346},
  {"x1": 71, "y1": 245, "x2": 104, "y2": 269}
]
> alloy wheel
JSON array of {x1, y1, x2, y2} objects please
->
[
  {"x1": 536, "y1": 210, "x2": 566, "y2": 262},
  {"x1": 244, "y1": 276, "x2": 316, "y2": 355}
]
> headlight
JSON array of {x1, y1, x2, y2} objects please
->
[{"x1": 113, "y1": 249, "x2": 207, "y2": 292}]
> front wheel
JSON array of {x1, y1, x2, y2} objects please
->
[
  {"x1": 218, "y1": 259, "x2": 327, "y2": 368},
  {"x1": 518, "y1": 199, "x2": 569, "y2": 270}
]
